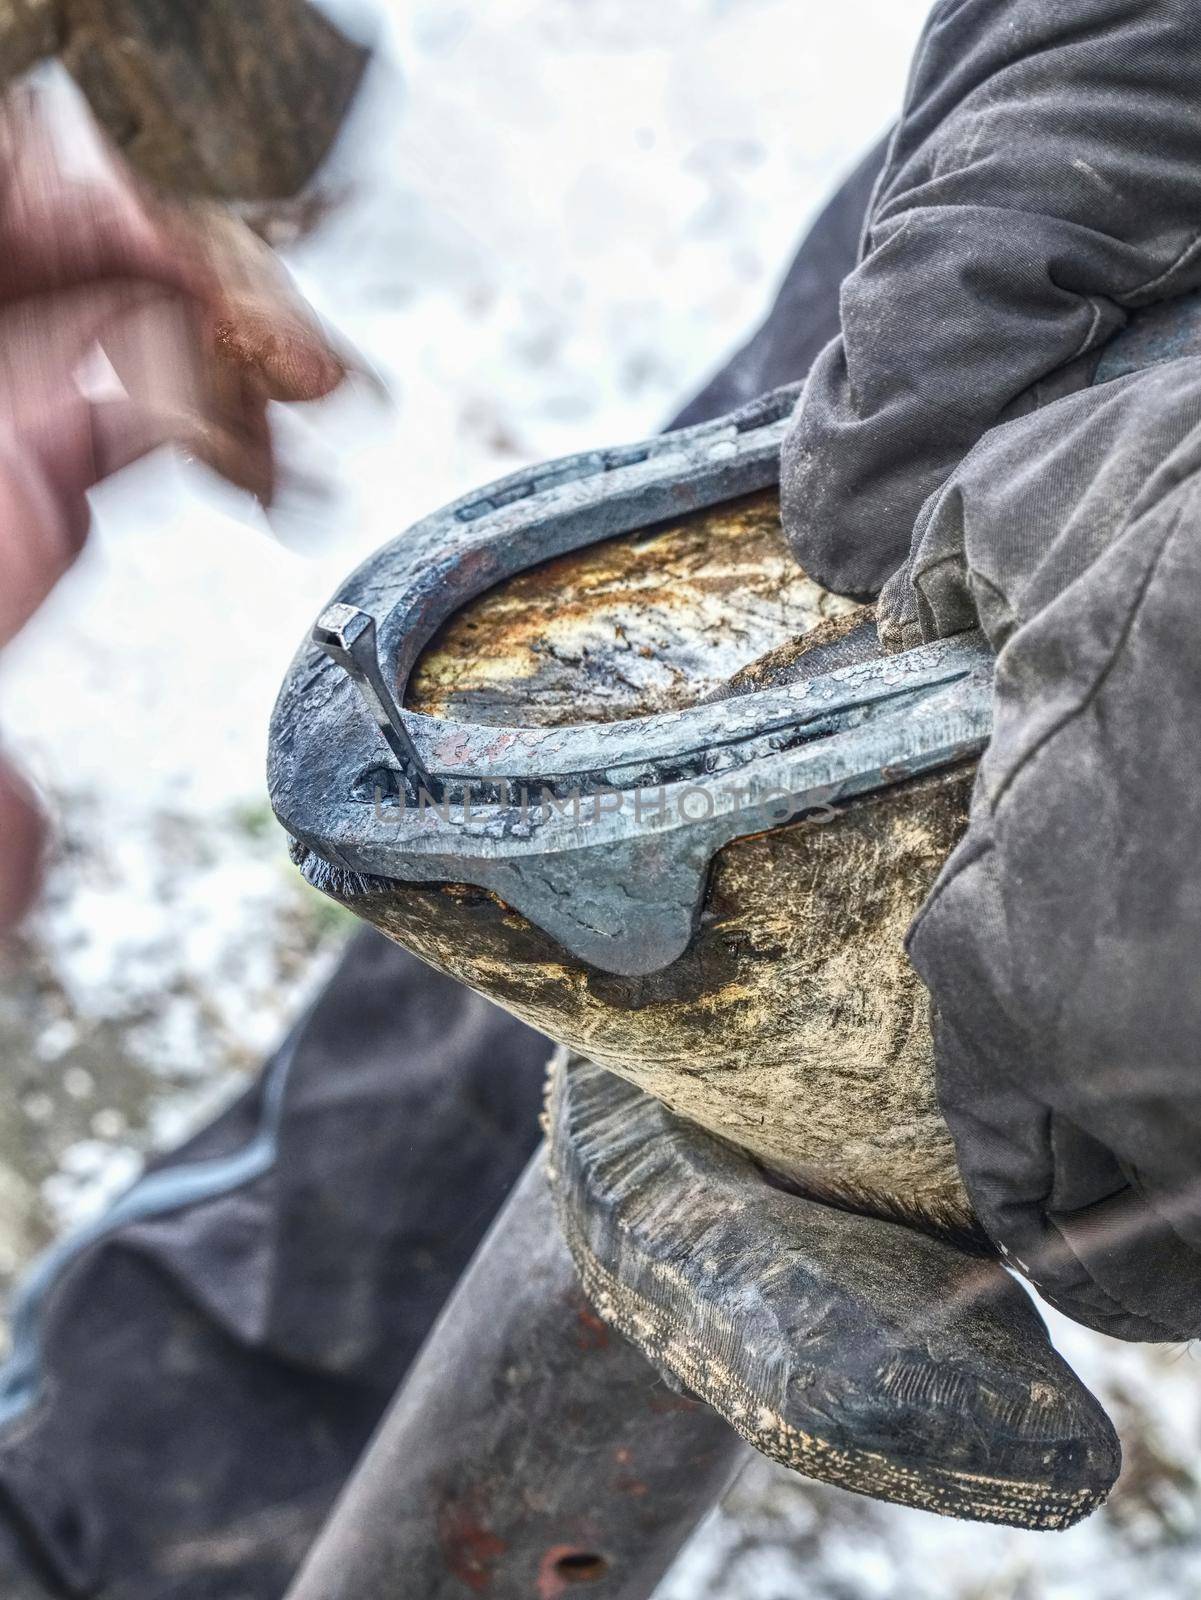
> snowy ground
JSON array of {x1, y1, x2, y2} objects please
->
[{"x1": 1, "y1": 1, "x2": 1199, "y2": 1594}]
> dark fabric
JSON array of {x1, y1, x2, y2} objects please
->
[
  {"x1": 781, "y1": 0, "x2": 1201, "y2": 1337},
  {"x1": 886, "y1": 362, "x2": 1201, "y2": 1342},
  {"x1": 0, "y1": 933, "x2": 549, "y2": 1597},
  {"x1": 782, "y1": 0, "x2": 1201, "y2": 600}
]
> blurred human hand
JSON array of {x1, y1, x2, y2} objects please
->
[{"x1": 0, "y1": 86, "x2": 349, "y2": 931}]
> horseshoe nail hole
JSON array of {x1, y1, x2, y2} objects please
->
[{"x1": 554, "y1": 1550, "x2": 609, "y2": 1584}]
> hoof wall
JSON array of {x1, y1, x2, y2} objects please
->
[{"x1": 547, "y1": 1054, "x2": 1119, "y2": 1530}]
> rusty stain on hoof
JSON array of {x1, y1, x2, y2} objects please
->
[{"x1": 547, "y1": 1052, "x2": 1120, "y2": 1531}]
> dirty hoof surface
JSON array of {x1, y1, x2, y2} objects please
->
[{"x1": 547, "y1": 1054, "x2": 1120, "y2": 1530}]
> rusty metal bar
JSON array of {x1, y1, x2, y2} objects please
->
[{"x1": 284, "y1": 1150, "x2": 745, "y2": 1600}]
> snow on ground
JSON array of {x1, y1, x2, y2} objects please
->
[{"x1": 1, "y1": 2, "x2": 1199, "y2": 1594}]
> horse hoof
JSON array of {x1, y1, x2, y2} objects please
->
[{"x1": 547, "y1": 1052, "x2": 1119, "y2": 1530}]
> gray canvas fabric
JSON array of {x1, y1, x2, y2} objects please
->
[
  {"x1": 783, "y1": 0, "x2": 1201, "y2": 599},
  {"x1": 783, "y1": 0, "x2": 1201, "y2": 1337},
  {"x1": 887, "y1": 363, "x2": 1201, "y2": 1342}
]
